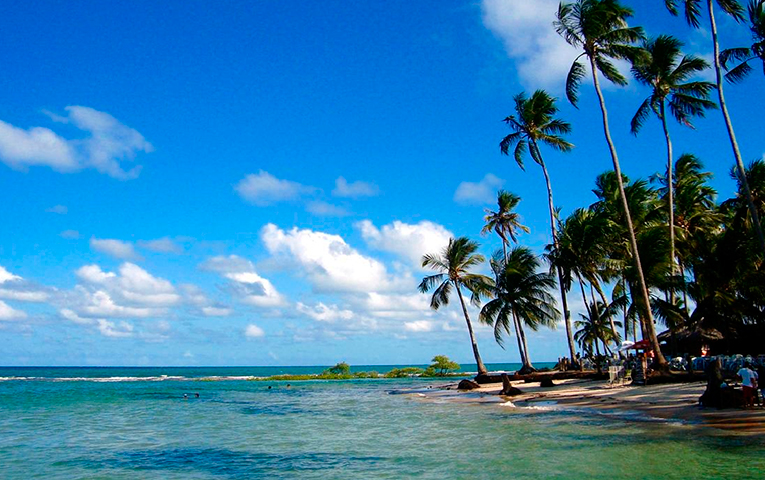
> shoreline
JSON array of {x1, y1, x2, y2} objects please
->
[{"x1": 421, "y1": 378, "x2": 765, "y2": 436}]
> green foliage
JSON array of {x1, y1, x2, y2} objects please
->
[
  {"x1": 325, "y1": 362, "x2": 351, "y2": 376},
  {"x1": 427, "y1": 355, "x2": 460, "y2": 375},
  {"x1": 384, "y1": 367, "x2": 425, "y2": 378}
]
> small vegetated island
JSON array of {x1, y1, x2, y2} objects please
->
[{"x1": 251, "y1": 356, "x2": 464, "y2": 382}]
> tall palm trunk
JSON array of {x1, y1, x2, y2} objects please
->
[
  {"x1": 589, "y1": 56, "x2": 668, "y2": 368},
  {"x1": 708, "y1": 0, "x2": 765, "y2": 254},
  {"x1": 531, "y1": 140, "x2": 578, "y2": 366},
  {"x1": 454, "y1": 281, "x2": 488, "y2": 376},
  {"x1": 502, "y1": 245, "x2": 529, "y2": 367},
  {"x1": 659, "y1": 101, "x2": 678, "y2": 309},
  {"x1": 513, "y1": 310, "x2": 534, "y2": 371}
]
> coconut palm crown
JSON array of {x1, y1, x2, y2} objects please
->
[
  {"x1": 481, "y1": 190, "x2": 529, "y2": 253},
  {"x1": 418, "y1": 237, "x2": 493, "y2": 376},
  {"x1": 630, "y1": 35, "x2": 716, "y2": 135},
  {"x1": 500, "y1": 90, "x2": 574, "y2": 167},
  {"x1": 554, "y1": 0, "x2": 645, "y2": 107},
  {"x1": 720, "y1": 0, "x2": 765, "y2": 82}
]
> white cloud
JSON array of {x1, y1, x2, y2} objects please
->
[
  {"x1": 90, "y1": 238, "x2": 140, "y2": 260},
  {"x1": 296, "y1": 302, "x2": 354, "y2": 323},
  {"x1": 138, "y1": 237, "x2": 182, "y2": 254},
  {"x1": 70, "y1": 263, "x2": 181, "y2": 319},
  {"x1": 357, "y1": 220, "x2": 452, "y2": 267},
  {"x1": 306, "y1": 200, "x2": 350, "y2": 217},
  {"x1": 234, "y1": 170, "x2": 315, "y2": 206},
  {"x1": 0, "y1": 266, "x2": 50, "y2": 302},
  {"x1": 0, "y1": 106, "x2": 152, "y2": 179},
  {"x1": 332, "y1": 177, "x2": 379, "y2": 198},
  {"x1": 96, "y1": 319, "x2": 134, "y2": 338},
  {"x1": 201, "y1": 255, "x2": 285, "y2": 308},
  {"x1": 0, "y1": 266, "x2": 21, "y2": 284},
  {"x1": 0, "y1": 300, "x2": 27, "y2": 321},
  {"x1": 60, "y1": 309, "x2": 134, "y2": 337},
  {"x1": 201, "y1": 306, "x2": 232, "y2": 317},
  {"x1": 454, "y1": 173, "x2": 504, "y2": 205},
  {"x1": 404, "y1": 320, "x2": 435, "y2": 333},
  {"x1": 481, "y1": 0, "x2": 578, "y2": 91},
  {"x1": 76, "y1": 264, "x2": 117, "y2": 284},
  {"x1": 245, "y1": 324, "x2": 265, "y2": 338},
  {"x1": 60, "y1": 230, "x2": 80, "y2": 239},
  {"x1": 261, "y1": 224, "x2": 407, "y2": 293},
  {"x1": 46, "y1": 205, "x2": 68, "y2": 214}
]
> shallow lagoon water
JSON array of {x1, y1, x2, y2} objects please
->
[{"x1": 1, "y1": 367, "x2": 764, "y2": 479}]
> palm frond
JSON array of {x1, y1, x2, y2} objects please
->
[{"x1": 565, "y1": 59, "x2": 587, "y2": 106}]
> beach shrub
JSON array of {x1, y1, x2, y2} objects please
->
[
  {"x1": 426, "y1": 355, "x2": 460, "y2": 376},
  {"x1": 384, "y1": 367, "x2": 425, "y2": 378},
  {"x1": 325, "y1": 362, "x2": 351, "y2": 376}
]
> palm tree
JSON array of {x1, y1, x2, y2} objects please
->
[
  {"x1": 481, "y1": 190, "x2": 530, "y2": 260},
  {"x1": 630, "y1": 34, "x2": 716, "y2": 308},
  {"x1": 575, "y1": 300, "x2": 623, "y2": 359},
  {"x1": 555, "y1": 0, "x2": 668, "y2": 368},
  {"x1": 720, "y1": 0, "x2": 765, "y2": 82},
  {"x1": 481, "y1": 190, "x2": 531, "y2": 365},
  {"x1": 480, "y1": 247, "x2": 559, "y2": 374},
  {"x1": 499, "y1": 89, "x2": 578, "y2": 365},
  {"x1": 665, "y1": 0, "x2": 765, "y2": 254},
  {"x1": 419, "y1": 237, "x2": 492, "y2": 376}
]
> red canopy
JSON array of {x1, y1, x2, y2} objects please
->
[{"x1": 624, "y1": 339, "x2": 652, "y2": 350}]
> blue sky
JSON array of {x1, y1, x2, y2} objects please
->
[{"x1": 0, "y1": 0, "x2": 762, "y2": 366}]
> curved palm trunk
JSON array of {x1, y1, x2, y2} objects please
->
[
  {"x1": 513, "y1": 314, "x2": 528, "y2": 366},
  {"x1": 454, "y1": 282, "x2": 488, "y2": 376},
  {"x1": 531, "y1": 142, "x2": 578, "y2": 366},
  {"x1": 513, "y1": 310, "x2": 534, "y2": 371},
  {"x1": 501, "y1": 245, "x2": 529, "y2": 367},
  {"x1": 589, "y1": 56, "x2": 668, "y2": 368},
  {"x1": 659, "y1": 102, "x2": 678, "y2": 309},
  {"x1": 708, "y1": 0, "x2": 765, "y2": 255}
]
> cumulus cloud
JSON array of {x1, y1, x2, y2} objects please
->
[
  {"x1": 0, "y1": 300, "x2": 27, "y2": 321},
  {"x1": 201, "y1": 306, "x2": 233, "y2": 317},
  {"x1": 200, "y1": 255, "x2": 285, "y2": 308},
  {"x1": 0, "y1": 266, "x2": 50, "y2": 303},
  {"x1": 481, "y1": 0, "x2": 579, "y2": 90},
  {"x1": 404, "y1": 320, "x2": 435, "y2": 333},
  {"x1": 60, "y1": 230, "x2": 80, "y2": 239},
  {"x1": 454, "y1": 173, "x2": 504, "y2": 205},
  {"x1": 357, "y1": 220, "x2": 452, "y2": 267},
  {"x1": 261, "y1": 224, "x2": 407, "y2": 293},
  {"x1": 306, "y1": 200, "x2": 350, "y2": 217},
  {"x1": 46, "y1": 205, "x2": 68, "y2": 214},
  {"x1": 332, "y1": 177, "x2": 379, "y2": 198},
  {"x1": 71, "y1": 263, "x2": 181, "y2": 318},
  {"x1": 90, "y1": 238, "x2": 140, "y2": 260},
  {"x1": 234, "y1": 171, "x2": 315, "y2": 206},
  {"x1": 138, "y1": 237, "x2": 182, "y2": 254},
  {"x1": 0, "y1": 106, "x2": 152, "y2": 179},
  {"x1": 245, "y1": 324, "x2": 265, "y2": 338},
  {"x1": 60, "y1": 309, "x2": 134, "y2": 337},
  {"x1": 296, "y1": 302, "x2": 354, "y2": 323},
  {"x1": 0, "y1": 266, "x2": 20, "y2": 284}
]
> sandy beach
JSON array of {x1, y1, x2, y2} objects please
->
[{"x1": 425, "y1": 378, "x2": 765, "y2": 436}]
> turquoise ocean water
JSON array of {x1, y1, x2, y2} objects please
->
[{"x1": 1, "y1": 365, "x2": 764, "y2": 479}]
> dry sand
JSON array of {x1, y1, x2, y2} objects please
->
[{"x1": 425, "y1": 378, "x2": 765, "y2": 436}]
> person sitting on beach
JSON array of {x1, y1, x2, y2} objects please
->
[{"x1": 737, "y1": 362, "x2": 758, "y2": 408}]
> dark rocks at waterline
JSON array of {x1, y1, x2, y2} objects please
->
[
  {"x1": 540, "y1": 378, "x2": 555, "y2": 388},
  {"x1": 457, "y1": 379, "x2": 480, "y2": 391},
  {"x1": 500, "y1": 374, "x2": 523, "y2": 397}
]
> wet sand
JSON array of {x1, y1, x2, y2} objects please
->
[{"x1": 427, "y1": 378, "x2": 765, "y2": 436}]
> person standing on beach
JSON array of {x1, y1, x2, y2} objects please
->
[{"x1": 737, "y1": 362, "x2": 758, "y2": 408}]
